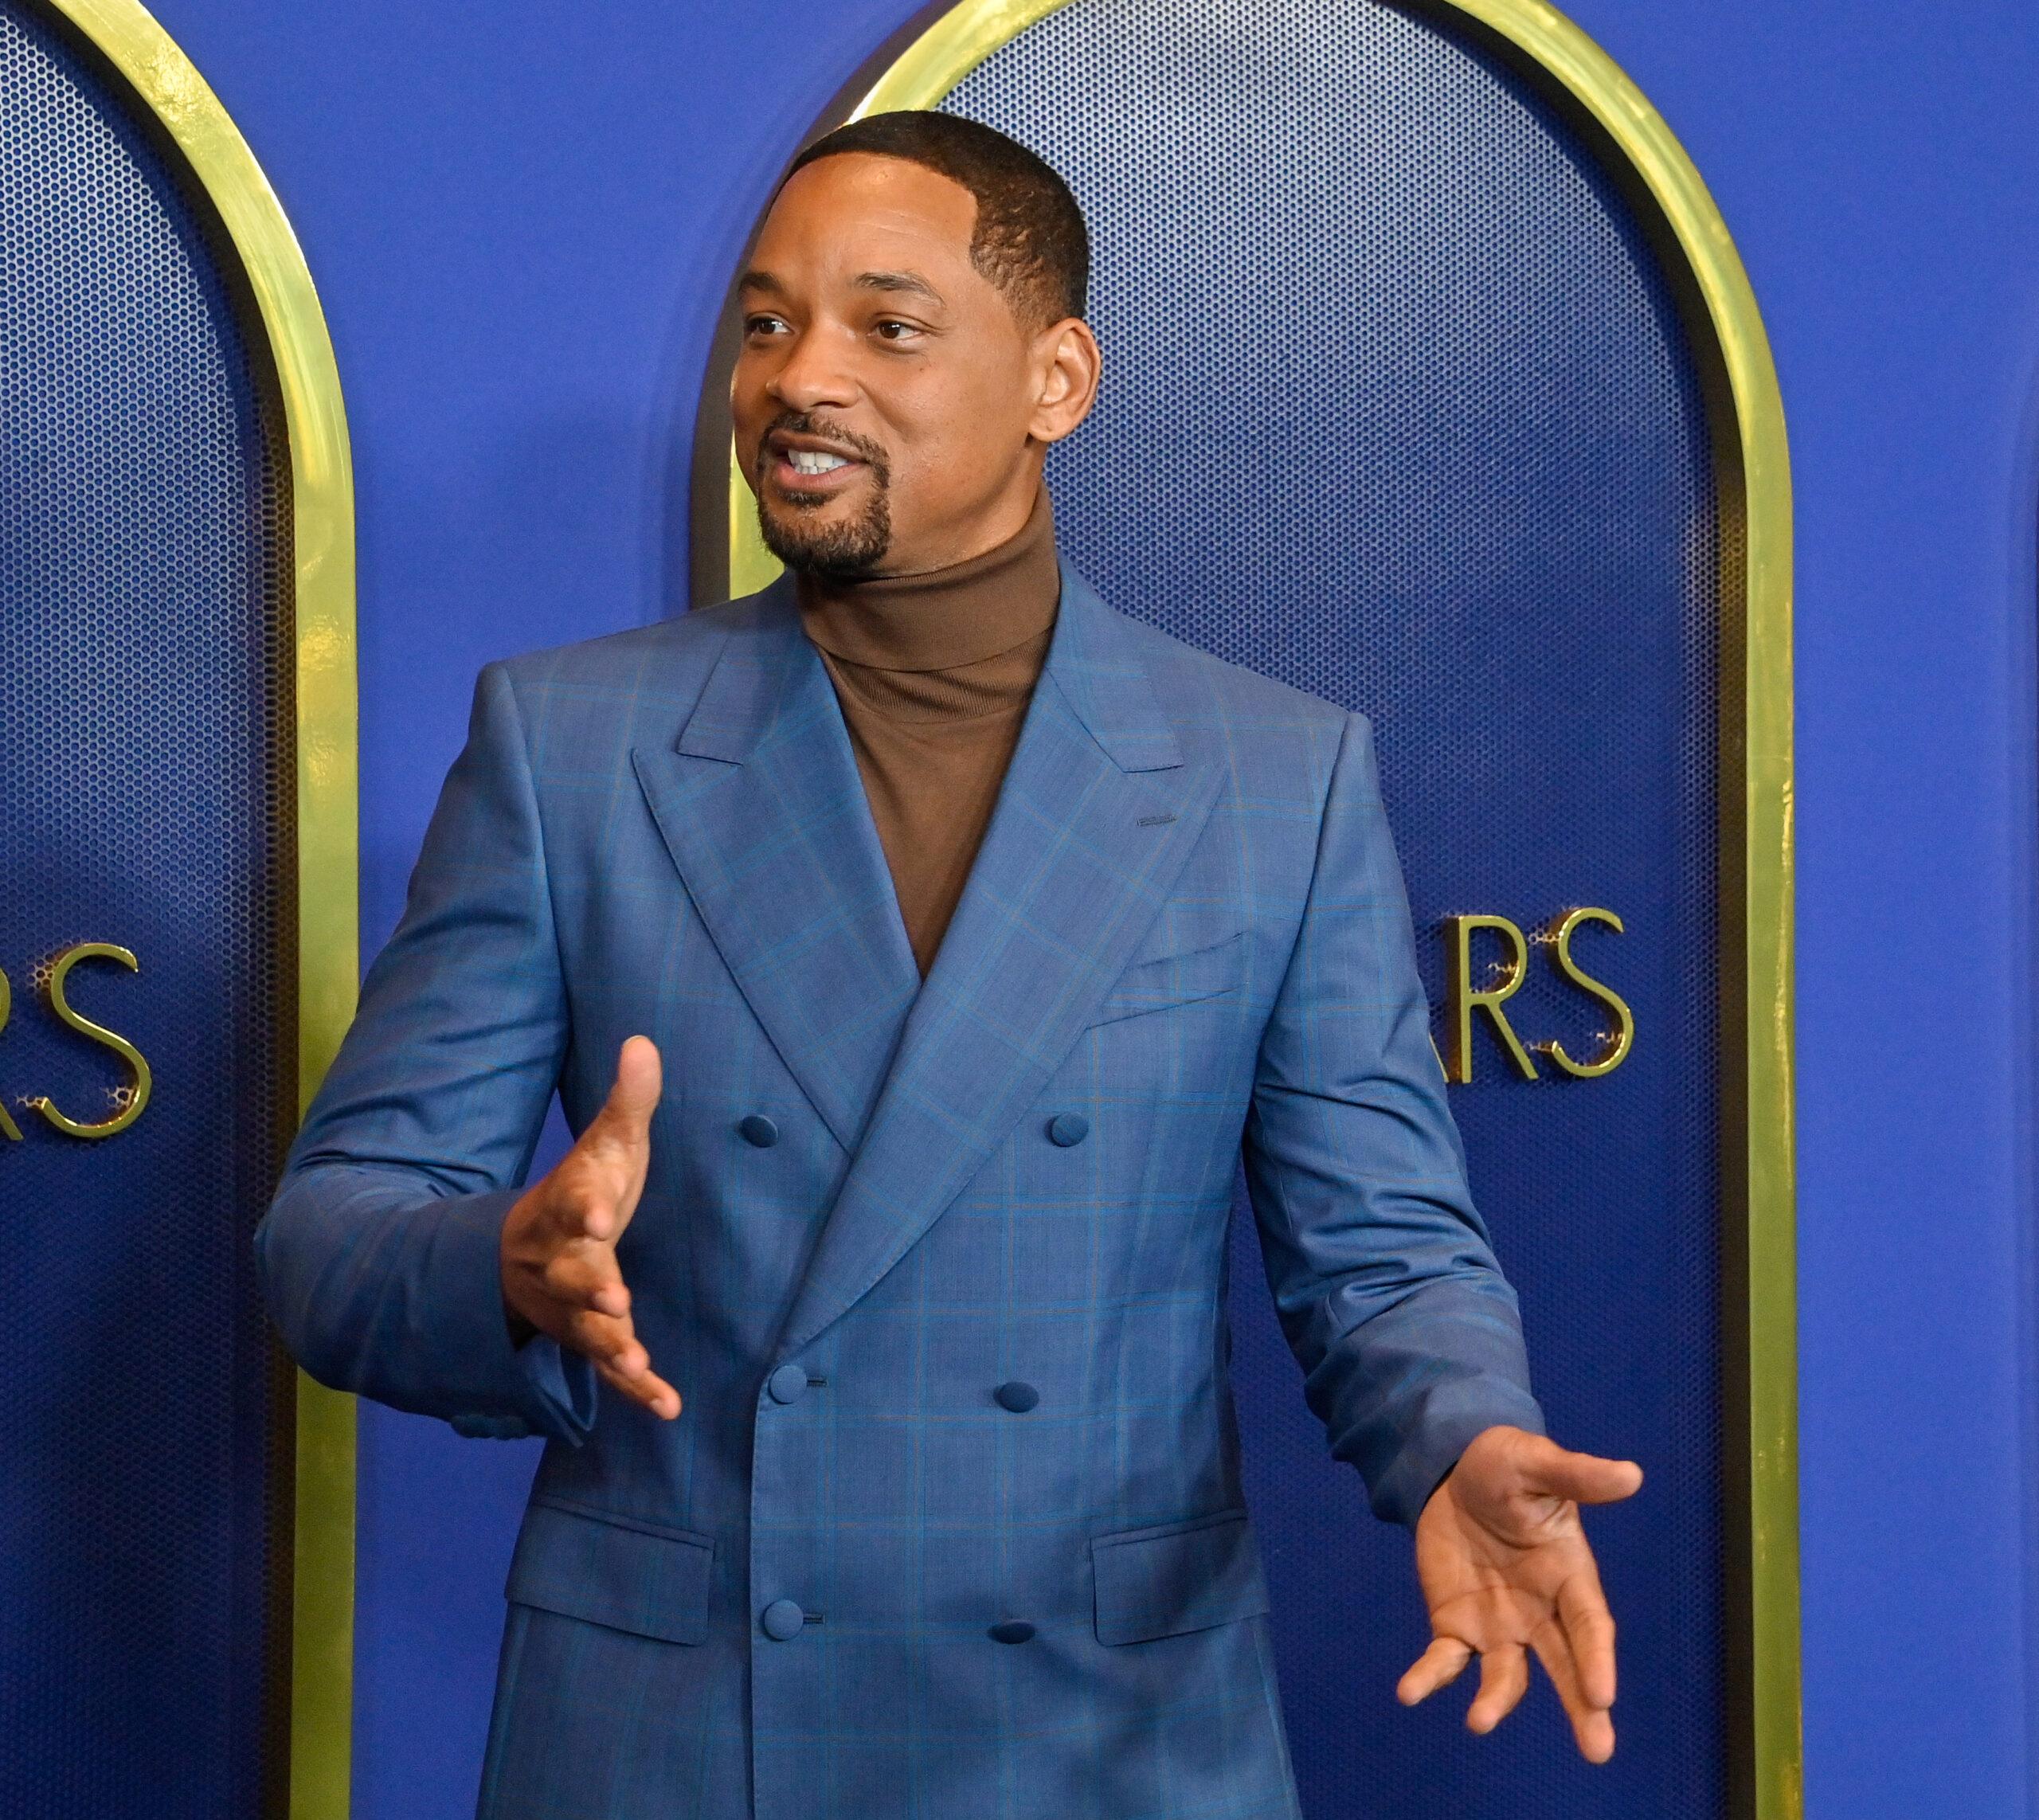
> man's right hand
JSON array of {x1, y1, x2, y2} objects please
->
[{"x1": 499, "y1": 1035, "x2": 680, "y2": 1419}]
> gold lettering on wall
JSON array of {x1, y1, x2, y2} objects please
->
[
  {"x1": 24, "y1": 944, "x2": 153, "y2": 1140},
  {"x1": 1537, "y1": 907, "x2": 1635, "y2": 1078},
  {"x1": 1444, "y1": 914, "x2": 1540, "y2": 1083},
  {"x1": 1441, "y1": 907, "x2": 1634, "y2": 1083}
]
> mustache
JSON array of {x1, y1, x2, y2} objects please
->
[{"x1": 761, "y1": 410, "x2": 891, "y2": 481}]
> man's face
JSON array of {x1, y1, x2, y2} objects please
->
[{"x1": 731, "y1": 152, "x2": 1097, "y2": 577}]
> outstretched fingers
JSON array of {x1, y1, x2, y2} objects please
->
[
  {"x1": 593, "y1": 1352, "x2": 682, "y2": 1421},
  {"x1": 1530, "y1": 1615, "x2": 1617, "y2": 1763},
  {"x1": 570, "y1": 1309, "x2": 681, "y2": 1419},
  {"x1": 1557, "y1": 1570, "x2": 1618, "y2": 1711},
  {"x1": 1397, "y1": 1637, "x2": 1474, "y2": 1707},
  {"x1": 1464, "y1": 1644, "x2": 1529, "y2": 1736}
]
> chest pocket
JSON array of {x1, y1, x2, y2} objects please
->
[{"x1": 1086, "y1": 930, "x2": 1243, "y2": 1030}]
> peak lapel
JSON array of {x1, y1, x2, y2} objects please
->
[
  {"x1": 777, "y1": 572, "x2": 1222, "y2": 1357},
  {"x1": 632, "y1": 584, "x2": 919, "y2": 1153}
]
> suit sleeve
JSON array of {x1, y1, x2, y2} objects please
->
[
  {"x1": 1242, "y1": 710, "x2": 1544, "y2": 1524},
  {"x1": 255, "y1": 661, "x2": 596, "y2": 1442}
]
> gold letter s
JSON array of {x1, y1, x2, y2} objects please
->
[
  {"x1": 1540, "y1": 907, "x2": 1634, "y2": 1078},
  {"x1": 30, "y1": 944, "x2": 153, "y2": 1139}
]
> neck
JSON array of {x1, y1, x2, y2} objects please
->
[{"x1": 794, "y1": 485, "x2": 1060, "y2": 672}]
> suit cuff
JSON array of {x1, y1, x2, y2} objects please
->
[
  {"x1": 430, "y1": 1188, "x2": 597, "y2": 1445},
  {"x1": 1371, "y1": 1381, "x2": 1547, "y2": 1527}
]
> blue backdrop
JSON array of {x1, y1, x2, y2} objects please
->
[{"x1": 127, "y1": 2, "x2": 2039, "y2": 1816}]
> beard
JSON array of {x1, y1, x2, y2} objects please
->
[{"x1": 753, "y1": 411, "x2": 894, "y2": 578}]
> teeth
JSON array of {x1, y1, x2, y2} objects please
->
[{"x1": 789, "y1": 449, "x2": 850, "y2": 476}]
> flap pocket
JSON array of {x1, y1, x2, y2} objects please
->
[
  {"x1": 1087, "y1": 931, "x2": 1243, "y2": 1030},
  {"x1": 506, "y1": 1496, "x2": 714, "y2": 1646},
  {"x1": 1091, "y1": 1508, "x2": 1269, "y2": 1646}
]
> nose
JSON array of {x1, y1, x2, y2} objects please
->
[{"x1": 766, "y1": 321, "x2": 859, "y2": 415}]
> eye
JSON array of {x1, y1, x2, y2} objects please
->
[
  {"x1": 744, "y1": 312, "x2": 790, "y2": 338},
  {"x1": 874, "y1": 319, "x2": 923, "y2": 344}
]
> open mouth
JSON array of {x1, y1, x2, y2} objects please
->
[{"x1": 762, "y1": 424, "x2": 883, "y2": 499}]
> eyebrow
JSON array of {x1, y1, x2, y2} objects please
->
[
  {"x1": 736, "y1": 267, "x2": 949, "y2": 307},
  {"x1": 854, "y1": 269, "x2": 945, "y2": 307}
]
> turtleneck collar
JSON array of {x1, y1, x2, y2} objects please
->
[{"x1": 794, "y1": 484, "x2": 1060, "y2": 673}]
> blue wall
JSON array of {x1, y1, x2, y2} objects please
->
[{"x1": 139, "y1": 2, "x2": 2039, "y2": 1814}]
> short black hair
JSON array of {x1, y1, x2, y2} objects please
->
[{"x1": 786, "y1": 111, "x2": 1089, "y2": 327}]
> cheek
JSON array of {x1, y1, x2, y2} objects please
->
[{"x1": 883, "y1": 372, "x2": 1031, "y2": 501}]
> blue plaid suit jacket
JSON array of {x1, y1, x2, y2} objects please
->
[{"x1": 259, "y1": 565, "x2": 1544, "y2": 1820}]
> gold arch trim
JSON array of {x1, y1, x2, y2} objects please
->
[
  {"x1": 728, "y1": 2, "x2": 1799, "y2": 1814},
  {"x1": 29, "y1": 2, "x2": 359, "y2": 1816}
]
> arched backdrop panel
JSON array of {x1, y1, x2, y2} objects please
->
[
  {"x1": 0, "y1": 2, "x2": 356, "y2": 1813},
  {"x1": 950, "y1": 10, "x2": 1719, "y2": 1816},
  {"x1": 0, "y1": 2, "x2": 288, "y2": 1804},
  {"x1": 715, "y1": 1, "x2": 1793, "y2": 1814}
]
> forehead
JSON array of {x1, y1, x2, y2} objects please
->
[{"x1": 753, "y1": 152, "x2": 980, "y2": 274}]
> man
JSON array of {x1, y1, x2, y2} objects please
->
[{"x1": 259, "y1": 112, "x2": 1640, "y2": 1818}]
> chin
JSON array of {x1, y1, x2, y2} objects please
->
[{"x1": 757, "y1": 494, "x2": 892, "y2": 577}]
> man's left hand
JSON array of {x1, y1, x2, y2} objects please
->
[{"x1": 1397, "y1": 1424, "x2": 1642, "y2": 1763}]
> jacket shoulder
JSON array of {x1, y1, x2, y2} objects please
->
[
  {"x1": 1125, "y1": 612, "x2": 1346, "y2": 722},
  {"x1": 477, "y1": 592, "x2": 782, "y2": 765},
  {"x1": 1103, "y1": 603, "x2": 1356, "y2": 801}
]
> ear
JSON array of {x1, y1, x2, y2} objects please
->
[{"x1": 1027, "y1": 317, "x2": 1102, "y2": 444}]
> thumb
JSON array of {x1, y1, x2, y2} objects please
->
[
  {"x1": 591, "y1": 1035, "x2": 662, "y2": 1153},
  {"x1": 1520, "y1": 1438, "x2": 1643, "y2": 1507}
]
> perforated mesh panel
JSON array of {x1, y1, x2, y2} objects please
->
[
  {"x1": 0, "y1": 4, "x2": 292, "y2": 1813},
  {"x1": 949, "y1": 4, "x2": 1723, "y2": 1814}
]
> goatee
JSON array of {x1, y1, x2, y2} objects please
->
[{"x1": 755, "y1": 413, "x2": 893, "y2": 578}]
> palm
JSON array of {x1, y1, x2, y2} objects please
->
[{"x1": 1398, "y1": 1425, "x2": 1641, "y2": 1763}]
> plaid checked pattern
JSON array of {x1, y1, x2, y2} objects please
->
[{"x1": 259, "y1": 568, "x2": 1542, "y2": 1820}]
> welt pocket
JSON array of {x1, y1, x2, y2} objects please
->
[
  {"x1": 505, "y1": 1495, "x2": 714, "y2": 1646},
  {"x1": 1086, "y1": 931, "x2": 1245, "y2": 1030},
  {"x1": 1090, "y1": 1507, "x2": 1270, "y2": 1646}
]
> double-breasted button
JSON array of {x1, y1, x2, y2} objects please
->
[
  {"x1": 761, "y1": 1599, "x2": 805, "y2": 1641},
  {"x1": 1046, "y1": 1112, "x2": 1090, "y2": 1148},
  {"x1": 767, "y1": 1364, "x2": 808, "y2": 1406},
  {"x1": 993, "y1": 1381, "x2": 1039, "y2": 1413},
  {"x1": 988, "y1": 1620, "x2": 1036, "y2": 1645},
  {"x1": 739, "y1": 1114, "x2": 779, "y2": 1148}
]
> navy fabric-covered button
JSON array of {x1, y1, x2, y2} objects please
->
[
  {"x1": 761, "y1": 1599, "x2": 805, "y2": 1641},
  {"x1": 988, "y1": 1620, "x2": 1036, "y2": 1645},
  {"x1": 1047, "y1": 1113, "x2": 1090, "y2": 1148},
  {"x1": 767, "y1": 1364, "x2": 808, "y2": 1406},
  {"x1": 994, "y1": 1381, "x2": 1039, "y2": 1413},
  {"x1": 739, "y1": 1114, "x2": 779, "y2": 1148}
]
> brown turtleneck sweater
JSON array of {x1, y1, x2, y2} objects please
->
[{"x1": 796, "y1": 488, "x2": 1061, "y2": 976}]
